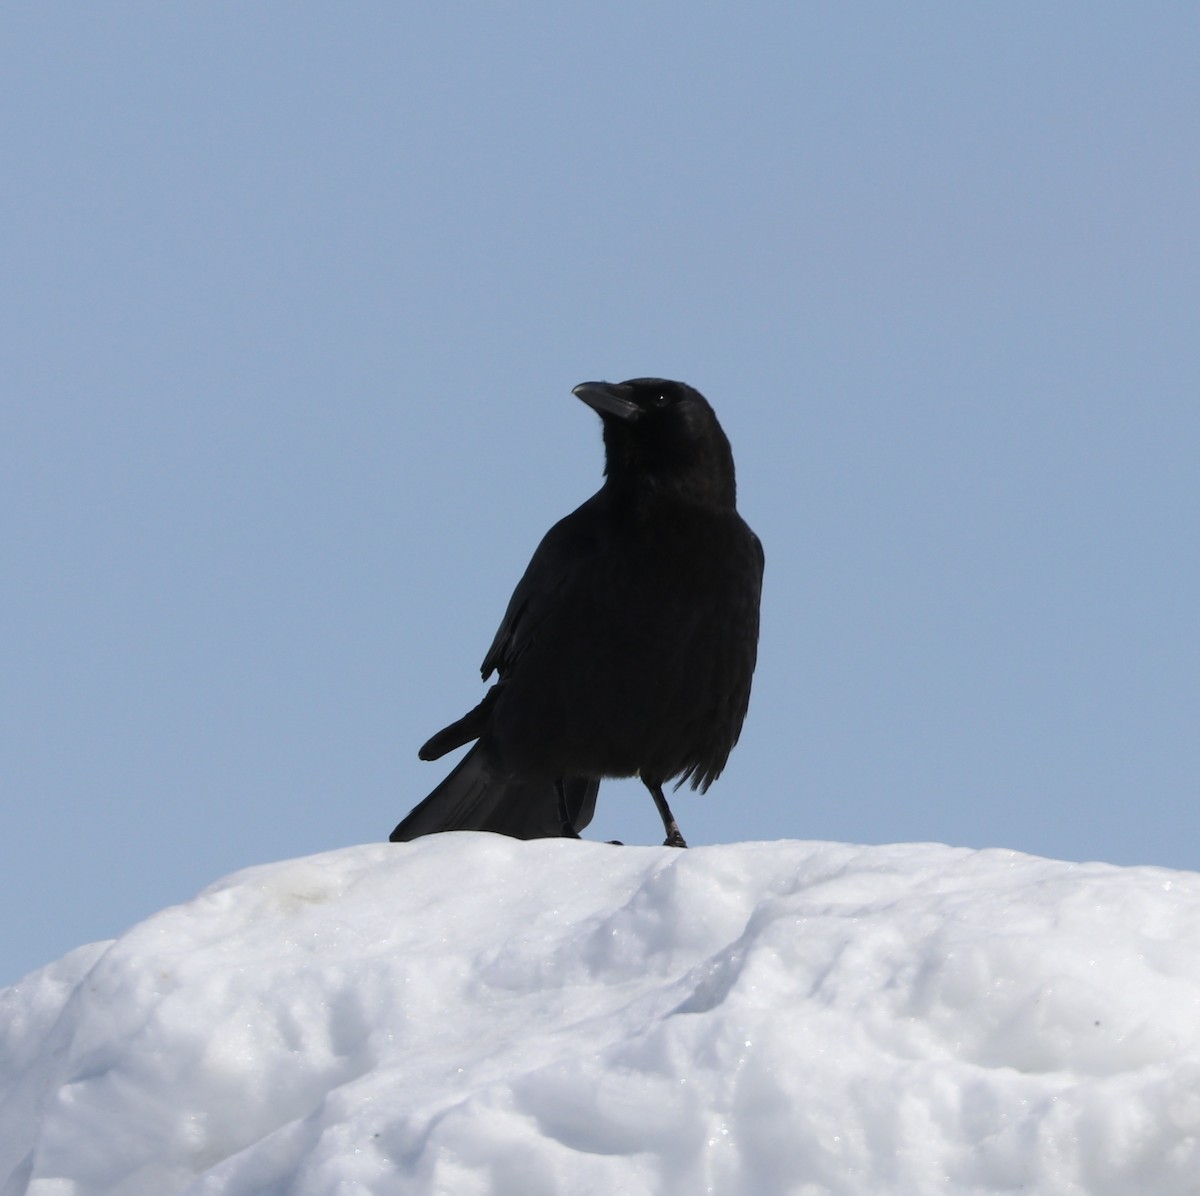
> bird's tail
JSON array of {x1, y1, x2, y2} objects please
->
[{"x1": 389, "y1": 741, "x2": 599, "y2": 842}]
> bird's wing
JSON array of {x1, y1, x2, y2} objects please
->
[{"x1": 480, "y1": 492, "x2": 604, "y2": 680}]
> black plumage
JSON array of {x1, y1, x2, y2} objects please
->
[{"x1": 389, "y1": 378, "x2": 763, "y2": 847}]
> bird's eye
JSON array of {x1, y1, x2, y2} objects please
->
[{"x1": 653, "y1": 393, "x2": 670, "y2": 408}]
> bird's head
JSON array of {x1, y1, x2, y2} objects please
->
[{"x1": 571, "y1": 378, "x2": 737, "y2": 507}]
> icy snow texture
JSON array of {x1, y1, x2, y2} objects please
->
[{"x1": 2, "y1": 837, "x2": 1200, "y2": 1195}]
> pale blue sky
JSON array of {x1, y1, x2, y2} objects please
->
[{"x1": 3, "y1": 5, "x2": 1197, "y2": 984}]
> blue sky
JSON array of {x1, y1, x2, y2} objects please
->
[{"x1": 3, "y1": 5, "x2": 1197, "y2": 985}]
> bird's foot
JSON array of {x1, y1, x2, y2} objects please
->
[{"x1": 663, "y1": 829, "x2": 688, "y2": 849}]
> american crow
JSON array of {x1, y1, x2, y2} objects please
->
[{"x1": 389, "y1": 378, "x2": 762, "y2": 848}]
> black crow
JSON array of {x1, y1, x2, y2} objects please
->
[{"x1": 389, "y1": 378, "x2": 762, "y2": 848}]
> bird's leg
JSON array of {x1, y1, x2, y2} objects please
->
[
  {"x1": 643, "y1": 777, "x2": 688, "y2": 848},
  {"x1": 555, "y1": 778, "x2": 582, "y2": 839}
]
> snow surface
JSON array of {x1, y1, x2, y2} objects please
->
[{"x1": 3, "y1": 837, "x2": 1200, "y2": 1196}]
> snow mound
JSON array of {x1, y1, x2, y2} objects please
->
[{"x1": 3, "y1": 837, "x2": 1200, "y2": 1195}]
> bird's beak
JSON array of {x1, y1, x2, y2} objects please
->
[{"x1": 572, "y1": 381, "x2": 642, "y2": 422}]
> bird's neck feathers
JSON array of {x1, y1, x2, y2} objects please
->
[{"x1": 602, "y1": 422, "x2": 738, "y2": 511}]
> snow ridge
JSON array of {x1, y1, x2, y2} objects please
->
[{"x1": 3, "y1": 837, "x2": 1199, "y2": 1195}]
